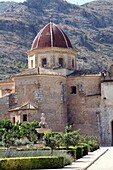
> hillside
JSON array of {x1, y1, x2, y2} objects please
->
[{"x1": 0, "y1": 0, "x2": 113, "y2": 79}]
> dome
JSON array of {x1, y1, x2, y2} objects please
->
[{"x1": 31, "y1": 22, "x2": 73, "y2": 50}]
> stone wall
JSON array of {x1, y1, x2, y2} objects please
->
[
  {"x1": 67, "y1": 75, "x2": 101, "y2": 137},
  {"x1": 0, "y1": 81, "x2": 14, "y2": 97},
  {"x1": 1, "y1": 72, "x2": 112, "y2": 146},
  {"x1": 13, "y1": 74, "x2": 67, "y2": 132},
  {"x1": 0, "y1": 95, "x2": 10, "y2": 119}
]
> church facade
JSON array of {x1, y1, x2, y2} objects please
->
[{"x1": 0, "y1": 22, "x2": 113, "y2": 146}]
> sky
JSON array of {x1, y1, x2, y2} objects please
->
[{"x1": 0, "y1": 0, "x2": 95, "y2": 5}]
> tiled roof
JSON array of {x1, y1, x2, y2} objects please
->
[
  {"x1": 67, "y1": 69, "x2": 100, "y2": 76},
  {"x1": 31, "y1": 22, "x2": 73, "y2": 50},
  {"x1": 14, "y1": 68, "x2": 39, "y2": 76}
]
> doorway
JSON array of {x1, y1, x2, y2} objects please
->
[
  {"x1": 12, "y1": 117, "x2": 15, "y2": 124},
  {"x1": 111, "y1": 121, "x2": 113, "y2": 146}
]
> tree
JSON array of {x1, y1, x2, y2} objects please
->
[
  {"x1": 0, "y1": 128, "x2": 6, "y2": 141},
  {"x1": 11, "y1": 123, "x2": 21, "y2": 139},
  {"x1": 0, "y1": 120, "x2": 40, "y2": 147},
  {"x1": 71, "y1": 130, "x2": 80, "y2": 146},
  {"x1": 0, "y1": 120, "x2": 13, "y2": 132},
  {"x1": 2, "y1": 131, "x2": 15, "y2": 148},
  {"x1": 63, "y1": 129, "x2": 80, "y2": 148},
  {"x1": 43, "y1": 132, "x2": 58, "y2": 155},
  {"x1": 63, "y1": 132, "x2": 74, "y2": 149},
  {"x1": 20, "y1": 122, "x2": 39, "y2": 143},
  {"x1": 54, "y1": 133, "x2": 63, "y2": 148}
]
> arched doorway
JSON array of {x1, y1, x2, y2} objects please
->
[{"x1": 111, "y1": 121, "x2": 113, "y2": 146}]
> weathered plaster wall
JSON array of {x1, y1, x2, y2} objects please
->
[
  {"x1": 99, "y1": 107, "x2": 113, "y2": 146},
  {"x1": 101, "y1": 82, "x2": 113, "y2": 106},
  {"x1": 100, "y1": 82, "x2": 113, "y2": 146}
]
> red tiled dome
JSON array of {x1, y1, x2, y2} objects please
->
[{"x1": 31, "y1": 22, "x2": 73, "y2": 50}]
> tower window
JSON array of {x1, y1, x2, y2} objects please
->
[
  {"x1": 72, "y1": 59, "x2": 74, "y2": 68},
  {"x1": 71, "y1": 86, "x2": 77, "y2": 94},
  {"x1": 59, "y1": 58, "x2": 63, "y2": 67},
  {"x1": 23, "y1": 114, "x2": 27, "y2": 121},
  {"x1": 42, "y1": 58, "x2": 47, "y2": 67}
]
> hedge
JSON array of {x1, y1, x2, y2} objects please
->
[
  {"x1": 0, "y1": 156, "x2": 64, "y2": 170},
  {"x1": 89, "y1": 143, "x2": 99, "y2": 152},
  {"x1": 49, "y1": 146, "x2": 87, "y2": 160},
  {"x1": 61, "y1": 146, "x2": 83, "y2": 160},
  {"x1": 81, "y1": 144, "x2": 89, "y2": 156},
  {"x1": 75, "y1": 146, "x2": 83, "y2": 159},
  {"x1": 66, "y1": 149, "x2": 76, "y2": 160}
]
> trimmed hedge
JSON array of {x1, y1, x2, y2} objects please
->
[
  {"x1": 75, "y1": 146, "x2": 83, "y2": 159},
  {"x1": 53, "y1": 145, "x2": 88, "y2": 160},
  {"x1": 81, "y1": 144, "x2": 89, "y2": 156},
  {"x1": 0, "y1": 156, "x2": 64, "y2": 170},
  {"x1": 67, "y1": 149, "x2": 76, "y2": 160},
  {"x1": 89, "y1": 143, "x2": 99, "y2": 152}
]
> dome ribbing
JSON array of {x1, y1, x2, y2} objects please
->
[{"x1": 31, "y1": 22, "x2": 73, "y2": 50}]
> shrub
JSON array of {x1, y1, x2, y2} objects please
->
[
  {"x1": 0, "y1": 157, "x2": 30, "y2": 170},
  {"x1": 0, "y1": 149, "x2": 72, "y2": 166},
  {"x1": 63, "y1": 132, "x2": 74, "y2": 149},
  {"x1": 67, "y1": 149, "x2": 76, "y2": 160},
  {"x1": 30, "y1": 156, "x2": 64, "y2": 169},
  {"x1": 0, "y1": 156, "x2": 64, "y2": 170},
  {"x1": 80, "y1": 135, "x2": 99, "y2": 152},
  {"x1": 53, "y1": 150, "x2": 73, "y2": 166},
  {"x1": 16, "y1": 148, "x2": 37, "y2": 151},
  {"x1": 76, "y1": 146, "x2": 83, "y2": 159},
  {"x1": 80, "y1": 144, "x2": 89, "y2": 156},
  {"x1": 14, "y1": 138, "x2": 31, "y2": 146},
  {"x1": 89, "y1": 143, "x2": 99, "y2": 152},
  {"x1": 0, "y1": 141, "x2": 4, "y2": 146},
  {"x1": 43, "y1": 132, "x2": 63, "y2": 155}
]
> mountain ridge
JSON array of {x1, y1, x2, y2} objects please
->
[{"x1": 0, "y1": 0, "x2": 113, "y2": 79}]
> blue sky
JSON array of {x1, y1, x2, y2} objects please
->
[{"x1": 0, "y1": 0, "x2": 95, "y2": 5}]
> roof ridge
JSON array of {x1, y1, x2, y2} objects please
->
[
  {"x1": 50, "y1": 22, "x2": 53, "y2": 47},
  {"x1": 54, "y1": 23, "x2": 69, "y2": 48}
]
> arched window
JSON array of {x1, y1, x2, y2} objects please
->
[
  {"x1": 42, "y1": 58, "x2": 47, "y2": 67},
  {"x1": 59, "y1": 58, "x2": 63, "y2": 67}
]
